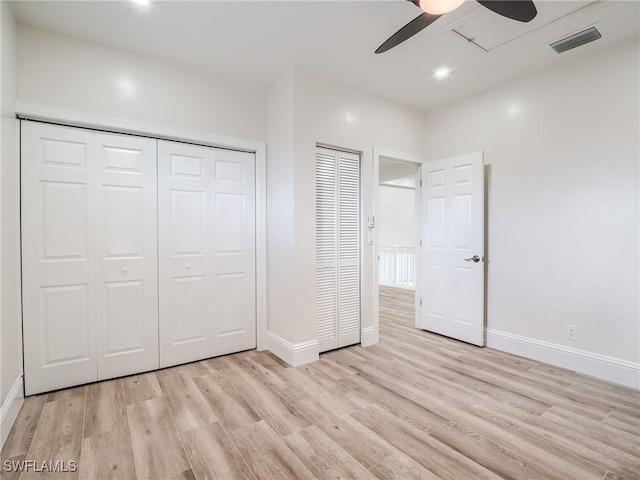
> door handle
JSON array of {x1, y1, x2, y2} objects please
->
[{"x1": 464, "y1": 255, "x2": 481, "y2": 263}]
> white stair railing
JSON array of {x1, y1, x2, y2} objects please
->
[{"x1": 379, "y1": 246, "x2": 415, "y2": 290}]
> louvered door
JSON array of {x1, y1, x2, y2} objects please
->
[{"x1": 316, "y1": 147, "x2": 360, "y2": 353}]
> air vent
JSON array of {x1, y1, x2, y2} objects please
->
[{"x1": 550, "y1": 26, "x2": 602, "y2": 54}]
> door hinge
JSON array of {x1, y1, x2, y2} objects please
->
[
  {"x1": 420, "y1": 179, "x2": 423, "y2": 186},
  {"x1": 420, "y1": 240, "x2": 422, "y2": 247},
  {"x1": 420, "y1": 299, "x2": 423, "y2": 306}
]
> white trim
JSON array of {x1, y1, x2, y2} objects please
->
[
  {"x1": 486, "y1": 328, "x2": 640, "y2": 389},
  {"x1": 15, "y1": 101, "x2": 268, "y2": 355},
  {"x1": 1, "y1": 375, "x2": 24, "y2": 449},
  {"x1": 15, "y1": 101, "x2": 263, "y2": 152},
  {"x1": 265, "y1": 332, "x2": 319, "y2": 367},
  {"x1": 361, "y1": 326, "x2": 378, "y2": 347}
]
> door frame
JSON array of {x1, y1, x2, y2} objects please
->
[
  {"x1": 16, "y1": 101, "x2": 268, "y2": 352},
  {"x1": 372, "y1": 147, "x2": 424, "y2": 345}
]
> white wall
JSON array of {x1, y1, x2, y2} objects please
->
[
  {"x1": 266, "y1": 69, "x2": 297, "y2": 344},
  {"x1": 423, "y1": 37, "x2": 639, "y2": 365},
  {"x1": 17, "y1": 25, "x2": 267, "y2": 142},
  {"x1": 1, "y1": 1, "x2": 24, "y2": 445},
  {"x1": 378, "y1": 186, "x2": 415, "y2": 248}
]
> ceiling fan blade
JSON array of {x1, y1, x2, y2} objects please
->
[
  {"x1": 476, "y1": 0, "x2": 537, "y2": 22},
  {"x1": 375, "y1": 12, "x2": 442, "y2": 54}
]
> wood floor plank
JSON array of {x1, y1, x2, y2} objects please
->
[
  {"x1": 284, "y1": 425, "x2": 377, "y2": 480},
  {"x1": 45, "y1": 385, "x2": 86, "y2": 403},
  {"x1": 229, "y1": 371, "x2": 311, "y2": 437},
  {"x1": 433, "y1": 399, "x2": 608, "y2": 479},
  {"x1": 368, "y1": 452, "x2": 441, "y2": 480},
  {"x1": 352, "y1": 404, "x2": 501, "y2": 480},
  {"x1": 543, "y1": 406, "x2": 640, "y2": 458},
  {"x1": 122, "y1": 372, "x2": 163, "y2": 405},
  {"x1": 560, "y1": 385, "x2": 638, "y2": 419},
  {"x1": 473, "y1": 400, "x2": 629, "y2": 478},
  {"x1": 352, "y1": 359, "x2": 471, "y2": 409},
  {"x1": 165, "y1": 469, "x2": 198, "y2": 480},
  {"x1": 181, "y1": 421, "x2": 255, "y2": 480},
  {"x1": 0, "y1": 395, "x2": 46, "y2": 459},
  {"x1": 430, "y1": 421, "x2": 565, "y2": 480},
  {"x1": 126, "y1": 397, "x2": 190, "y2": 479},
  {"x1": 181, "y1": 360, "x2": 218, "y2": 378},
  {"x1": 287, "y1": 394, "x2": 397, "y2": 469},
  {"x1": 78, "y1": 428, "x2": 136, "y2": 480},
  {"x1": 228, "y1": 420, "x2": 314, "y2": 480},
  {"x1": 237, "y1": 354, "x2": 298, "y2": 398},
  {"x1": 470, "y1": 364, "x2": 611, "y2": 421},
  {"x1": 158, "y1": 372, "x2": 218, "y2": 433},
  {"x1": 193, "y1": 373, "x2": 261, "y2": 431},
  {"x1": 20, "y1": 396, "x2": 85, "y2": 480},
  {"x1": 83, "y1": 379, "x2": 127, "y2": 438},
  {"x1": 155, "y1": 364, "x2": 189, "y2": 378},
  {"x1": 604, "y1": 410, "x2": 640, "y2": 436},
  {"x1": 429, "y1": 364, "x2": 552, "y2": 416}
]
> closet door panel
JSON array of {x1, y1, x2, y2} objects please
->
[
  {"x1": 22, "y1": 121, "x2": 97, "y2": 395},
  {"x1": 158, "y1": 141, "x2": 213, "y2": 367},
  {"x1": 337, "y1": 151, "x2": 360, "y2": 348},
  {"x1": 95, "y1": 133, "x2": 159, "y2": 379},
  {"x1": 315, "y1": 148, "x2": 339, "y2": 353},
  {"x1": 211, "y1": 149, "x2": 256, "y2": 355}
]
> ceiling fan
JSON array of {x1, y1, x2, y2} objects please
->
[{"x1": 375, "y1": 0, "x2": 537, "y2": 53}]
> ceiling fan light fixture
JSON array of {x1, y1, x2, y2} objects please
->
[
  {"x1": 419, "y1": 0, "x2": 465, "y2": 15},
  {"x1": 434, "y1": 67, "x2": 451, "y2": 79}
]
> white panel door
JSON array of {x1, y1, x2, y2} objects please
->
[
  {"x1": 315, "y1": 147, "x2": 360, "y2": 353},
  {"x1": 420, "y1": 151, "x2": 485, "y2": 346},
  {"x1": 159, "y1": 141, "x2": 213, "y2": 367},
  {"x1": 158, "y1": 141, "x2": 256, "y2": 367},
  {"x1": 210, "y1": 148, "x2": 256, "y2": 356},
  {"x1": 21, "y1": 121, "x2": 97, "y2": 395},
  {"x1": 95, "y1": 133, "x2": 159, "y2": 379}
]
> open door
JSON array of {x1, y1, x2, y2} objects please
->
[{"x1": 419, "y1": 151, "x2": 485, "y2": 346}]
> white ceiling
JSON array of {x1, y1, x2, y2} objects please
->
[{"x1": 10, "y1": 0, "x2": 640, "y2": 112}]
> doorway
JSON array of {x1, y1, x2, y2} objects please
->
[{"x1": 375, "y1": 154, "x2": 421, "y2": 329}]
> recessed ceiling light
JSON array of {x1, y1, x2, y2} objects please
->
[
  {"x1": 132, "y1": 0, "x2": 150, "y2": 7},
  {"x1": 434, "y1": 67, "x2": 451, "y2": 79}
]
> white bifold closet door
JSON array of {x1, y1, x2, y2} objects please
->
[
  {"x1": 316, "y1": 147, "x2": 360, "y2": 353},
  {"x1": 21, "y1": 122, "x2": 159, "y2": 395},
  {"x1": 158, "y1": 141, "x2": 256, "y2": 367}
]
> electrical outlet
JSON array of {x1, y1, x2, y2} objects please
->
[{"x1": 567, "y1": 325, "x2": 577, "y2": 340}]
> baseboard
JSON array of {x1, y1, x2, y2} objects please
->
[
  {"x1": 361, "y1": 326, "x2": 378, "y2": 347},
  {"x1": 1, "y1": 375, "x2": 24, "y2": 449},
  {"x1": 265, "y1": 332, "x2": 319, "y2": 367},
  {"x1": 486, "y1": 328, "x2": 640, "y2": 389}
]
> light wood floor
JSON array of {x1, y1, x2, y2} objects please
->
[{"x1": 2, "y1": 286, "x2": 639, "y2": 479}]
